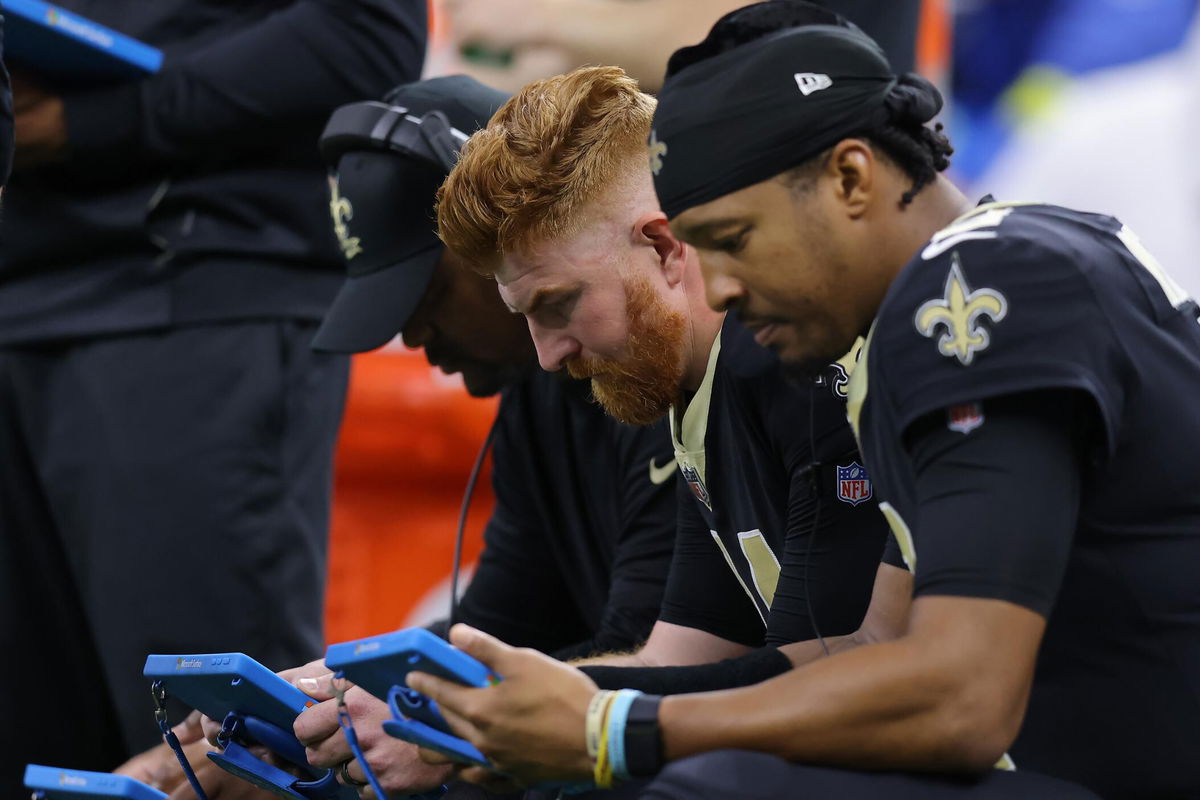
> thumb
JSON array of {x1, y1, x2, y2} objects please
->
[
  {"x1": 448, "y1": 623, "x2": 512, "y2": 676},
  {"x1": 293, "y1": 671, "x2": 339, "y2": 701},
  {"x1": 171, "y1": 709, "x2": 204, "y2": 745}
]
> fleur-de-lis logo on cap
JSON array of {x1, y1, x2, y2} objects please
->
[
  {"x1": 328, "y1": 175, "x2": 364, "y2": 260},
  {"x1": 914, "y1": 254, "x2": 1008, "y2": 366},
  {"x1": 648, "y1": 130, "x2": 668, "y2": 176}
]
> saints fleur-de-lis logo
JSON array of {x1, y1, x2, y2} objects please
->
[
  {"x1": 914, "y1": 255, "x2": 1008, "y2": 366},
  {"x1": 328, "y1": 176, "x2": 363, "y2": 260},
  {"x1": 648, "y1": 130, "x2": 668, "y2": 176}
]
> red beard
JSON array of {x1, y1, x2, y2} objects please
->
[{"x1": 567, "y1": 275, "x2": 686, "y2": 426}]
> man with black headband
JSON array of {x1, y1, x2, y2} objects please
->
[{"x1": 401, "y1": 4, "x2": 1198, "y2": 799}]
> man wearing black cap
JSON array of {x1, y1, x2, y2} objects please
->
[
  {"x1": 286, "y1": 74, "x2": 680, "y2": 797},
  {"x1": 115, "y1": 74, "x2": 677, "y2": 799},
  {"x1": 403, "y1": 4, "x2": 1200, "y2": 799}
]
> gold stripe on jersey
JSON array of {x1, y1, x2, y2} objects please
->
[
  {"x1": 709, "y1": 530, "x2": 768, "y2": 627},
  {"x1": 846, "y1": 324, "x2": 918, "y2": 575},
  {"x1": 669, "y1": 327, "x2": 723, "y2": 492},
  {"x1": 1115, "y1": 224, "x2": 1191, "y2": 309},
  {"x1": 738, "y1": 529, "x2": 782, "y2": 608},
  {"x1": 845, "y1": 324, "x2": 875, "y2": 440}
]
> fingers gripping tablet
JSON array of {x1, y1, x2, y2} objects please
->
[
  {"x1": 142, "y1": 653, "x2": 357, "y2": 800},
  {"x1": 325, "y1": 628, "x2": 498, "y2": 766}
]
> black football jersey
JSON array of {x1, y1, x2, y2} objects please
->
[
  {"x1": 449, "y1": 371, "x2": 677, "y2": 660},
  {"x1": 658, "y1": 315, "x2": 887, "y2": 648},
  {"x1": 849, "y1": 201, "x2": 1200, "y2": 797}
]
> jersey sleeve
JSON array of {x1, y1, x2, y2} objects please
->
[
  {"x1": 881, "y1": 533, "x2": 907, "y2": 570},
  {"x1": 904, "y1": 390, "x2": 1086, "y2": 615},
  {"x1": 657, "y1": 477, "x2": 767, "y2": 648},
  {"x1": 874, "y1": 225, "x2": 1125, "y2": 454}
]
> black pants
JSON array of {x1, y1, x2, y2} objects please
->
[
  {"x1": 0, "y1": 321, "x2": 348, "y2": 794},
  {"x1": 639, "y1": 751, "x2": 1102, "y2": 799}
]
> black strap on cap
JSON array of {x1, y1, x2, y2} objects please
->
[{"x1": 319, "y1": 100, "x2": 469, "y2": 173}]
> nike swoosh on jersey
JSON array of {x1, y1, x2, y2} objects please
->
[{"x1": 648, "y1": 457, "x2": 678, "y2": 485}]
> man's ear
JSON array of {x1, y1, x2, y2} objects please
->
[
  {"x1": 825, "y1": 138, "x2": 874, "y2": 220},
  {"x1": 636, "y1": 213, "x2": 687, "y2": 288}
]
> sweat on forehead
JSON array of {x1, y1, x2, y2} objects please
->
[{"x1": 436, "y1": 66, "x2": 657, "y2": 276}]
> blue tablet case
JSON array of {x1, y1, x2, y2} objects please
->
[
  {"x1": 326, "y1": 629, "x2": 499, "y2": 767},
  {"x1": 142, "y1": 653, "x2": 312, "y2": 732},
  {"x1": 143, "y1": 653, "x2": 358, "y2": 800},
  {"x1": 325, "y1": 628, "x2": 498, "y2": 702},
  {"x1": 2, "y1": 0, "x2": 162, "y2": 86},
  {"x1": 24, "y1": 765, "x2": 167, "y2": 800}
]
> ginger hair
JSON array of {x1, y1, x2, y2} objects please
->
[{"x1": 436, "y1": 66, "x2": 656, "y2": 275}]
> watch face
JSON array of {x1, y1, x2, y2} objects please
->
[{"x1": 623, "y1": 695, "x2": 665, "y2": 779}]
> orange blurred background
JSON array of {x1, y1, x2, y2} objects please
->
[{"x1": 324, "y1": 347, "x2": 499, "y2": 644}]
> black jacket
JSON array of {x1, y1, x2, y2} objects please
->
[
  {"x1": 430, "y1": 371, "x2": 678, "y2": 660},
  {"x1": 0, "y1": 0, "x2": 426, "y2": 344}
]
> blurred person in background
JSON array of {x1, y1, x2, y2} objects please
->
[
  {"x1": 434, "y1": 0, "x2": 925, "y2": 92},
  {"x1": 0, "y1": 0, "x2": 426, "y2": 792}
]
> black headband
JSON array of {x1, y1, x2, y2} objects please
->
[{"x1": 651, "y1": 24, "x2": 942, "y2": 219}]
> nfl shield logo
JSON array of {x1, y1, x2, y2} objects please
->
[
  {"x1": 680, "y1": 463, "x2": 712, "y2": 510},
  {"x1": 947, "y1": 402, "x2": 985, "y2": 434},
  {"x1": 836, "y1": 462, "x2": 872, "y2": 506}
]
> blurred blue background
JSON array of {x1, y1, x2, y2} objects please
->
[{"x1": 948, "y1": 0, "x2": 1200, "y2": 294}]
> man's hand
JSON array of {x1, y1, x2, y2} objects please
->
[
  {"x1": 197, "y1": 657, "x2": 335, "y2": 746},
  {"x1": 279, "y1": 655, "x2": 333, "y2": 686},
  {"x1": 11, "y1": 72, "x2": 67, "y2": 168},
  {"x1": 165, "y1": 756, "x2": 284, "y2": 800},
  {"x1": 114, "y1": 713, "x2": 281, "y2": 800},
  {"x1": 116, "y1": 710, "x2": 209, "y2": 790},
  {"x1": 294, "y1": 682, "x2": 453, "y2": 796},
  {"x1": 406, "y1": 624, "x2": 597, "y2": 787}
]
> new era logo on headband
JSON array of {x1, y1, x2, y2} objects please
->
[{"x1": 794, "y1": 72, "x2": 832, "y2": 96}]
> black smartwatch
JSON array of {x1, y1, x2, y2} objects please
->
[{"x1": 624, "y1": 693, "x2": 665, "y2": 778}]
